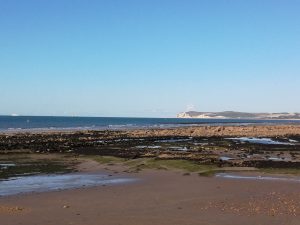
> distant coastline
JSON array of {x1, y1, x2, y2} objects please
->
[{"x1": 177, "y1": 111, "x2": 300, "y2": 120}]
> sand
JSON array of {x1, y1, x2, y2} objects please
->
[{"x1": 1, "y1": 160, "x2": 300, "y2": 225}]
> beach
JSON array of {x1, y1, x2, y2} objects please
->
[
  {"x1": 1, "y1": 157, "x2": 300, "y2": 225},
  {"x1": 1, "y1": 125, "x2": 300, "y2": 168},
  {"x1": 1, "y1": 125, "x2": 300, "y2": 225},
  {"x1": 2, "y1": 0, "x2": 300, "y2": 224}
]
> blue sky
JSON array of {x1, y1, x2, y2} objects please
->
[{"x1": 0, "y1": 0, "x2": 299, "y2": 117}]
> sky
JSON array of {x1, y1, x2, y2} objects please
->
[{"x1": 0, "y1": 0, "x2": 299, "y2": 117}]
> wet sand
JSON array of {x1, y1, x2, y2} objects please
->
[
  {"x1": 1, "y1": 160, "x2": 300, "y2": 225},
  {"x1": 1, "y1": 125, "x2": 300, "y2": 225}
]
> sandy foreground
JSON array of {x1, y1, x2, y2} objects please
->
[{"x1": 1, "y1": 159, "x2": 300, "y2": 225}]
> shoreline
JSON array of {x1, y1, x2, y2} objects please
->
[
  {"x1": 1, "y1": 118, "x2": 300, "y2": 134},
  {"x1": 2, "y1": 156, "x2": 300, "y2": 196},
  {"x1": 1, "y1": 157, "x2": 300, "y2": 225},
  {"x1": 1, "y1": 125, "x2": 300, "y2": 170},
  {"x1": 1, "y1": 124, "x2": 300, "y2": 224}
]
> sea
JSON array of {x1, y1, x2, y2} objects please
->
[{"x1": 0, "y1": 115, "x2": 299, "y2": 132}]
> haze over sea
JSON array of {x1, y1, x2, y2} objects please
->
[{"x1": 1, "y1": 116, "x2": 300, "y2": 132}]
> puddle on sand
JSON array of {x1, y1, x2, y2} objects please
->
[
  {"x1": 0, "y1": 173, "x2": 136, "y2": 196},
  {"x1": 113, "y1": 138, "x2": 145, "y2": 142},
  {"x1": 168, "y1": 146, "x2": 188, "y2": 151},
  {"x1": 267, "y1": 157, "x2": 284, "y2": 161},
  {"x1": 227, "y1": 137, "x2": 295, "y2": 145},
  {"x1": 154, "y1": 138, "x2": 193, "y2": 143},
  {"x1": 216, "y1": 173, "x2": 300, "y2": 182},
  {"x1": 135, "y1": 145, "x2": 161, "y2": 149},
  {"x1": 219, "y1": 156, "x2": 235, "y2": 161},
  {"x1": 193, "y1": 143, "x2": 208, "y2": 146},
  {"x1": 0, "y1": 163, "x2": 16, "y2": 168}
]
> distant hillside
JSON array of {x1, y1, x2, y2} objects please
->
[{"x1": 177, "y1": 111, "x2": 300, "y2": 120}]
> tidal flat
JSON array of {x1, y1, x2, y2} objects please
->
[
  {"x1": 1, "y1": 153, "x2": 300, "y2": 225},
  {"x1": 0, "y1": 154, "x2": 76, "y2": 180},
  {"x1": 1, "y1": 125, "x2": 300, "y2": 225},
  {"x1": 1, "y1": 125, "x2": 300, "y2": 177}
]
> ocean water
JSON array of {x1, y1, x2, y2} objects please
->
[{"x1": 0, "y1": 116, "x2": 299, "y2": 132}]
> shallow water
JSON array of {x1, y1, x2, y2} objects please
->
[
  {"x1": 0, "y1": 163, "x2": 16, "y2": 167},
  {"x1": 0, "y1": 173, "x2": 136, "y2": 196},
  {"x1": 267, "y1": 157, "x2": 284, "y2": 161},
  {"x1": 168, "y1": 146, "x2": 188, "y2": 151},
  {"x1": 227, "y1": 137, "x2": 294, "y2": 145},
  {"x1": 154, "y1": 138, "x2": 193, "y2": 143},
  {"x1": 216, "y1": 173, "x2": 300, "y2": 182},
  {"x1": 135, "y1": 145, "x2": 161, "y2": 149},
  {"x1": 219, "y1": 156, "x2": 235, "y2": 161},
  {"x1": 0, "y1": 163, "x2": 17, "y2": 170}
]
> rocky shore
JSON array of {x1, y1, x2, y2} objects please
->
[
  {"x1": 1, "y1": 125, "x2": 300, "y2": 169},
  {"x1": 126, "y1": 125, "x2": 300, "y2": 137},
  {"x1": 3, "y1": 124, "x2": 300, "y2": 137},
  {"x1": 1, "y1": 125, "x2": 300, "y2": 225}
]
